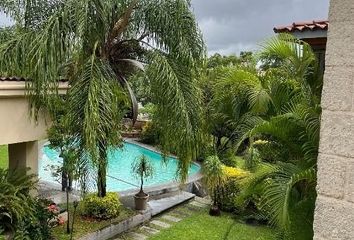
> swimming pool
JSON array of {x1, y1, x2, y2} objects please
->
[{"x1": 39, "y1": 142, "x2": 200, "y2": 192}]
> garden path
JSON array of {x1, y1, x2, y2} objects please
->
[{"x1": 113, "y1": 196, "x2": 210, "y2": 240}]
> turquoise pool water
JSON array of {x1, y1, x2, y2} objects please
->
[{"x1": 39, "y1": 142, "x2": 200, "y2": 192}]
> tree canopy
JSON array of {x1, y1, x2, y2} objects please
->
[{"x1": 0, "y1": 0, "x2": 205, "y2": 196}]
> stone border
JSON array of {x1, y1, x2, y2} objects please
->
[{"x1": 77, "y1": 209, "x2": 152, "y2": 240}]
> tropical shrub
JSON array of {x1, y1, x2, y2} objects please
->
[
  {"x1": 203, "y1": 155, "x2": 226, "y2": 214},
  {"x1": 0, "y1": 169, "x2": 59, "y2": 239},
  {"x1": 0, "y1": 168, "x2": 36, "y2": 231},
  {"x1": 140, "y1": 121, "x2": 161, "y2": 145},
  {"x1": 233, "y1": 34, "x2": 321, "y2": 239},
  {"x1": 219, "y1": 166, "x2": 249, "y2": 211},
  {"x1": 14, "y1": 199, "x2": 60, "y2": 240},
  {"x1": 201, "y1": 34, "x2": 322, "y2": 239},
  {"x1": 252, "y1": 140, "x2": 285, "y2": 164},
  {"x1": 80, "y1": 193, "x2": 121, "y2": 219},
  {"x1": 222, "y1": 166, "x2": 249, "y2": 179}
]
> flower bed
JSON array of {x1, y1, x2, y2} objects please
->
[{"x1": 52, "y1": 205, "x2": 136, "y2": 240}]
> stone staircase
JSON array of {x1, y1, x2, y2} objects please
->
[{"x1": 112, "y1": 196, "x2": 210, "y2": 240}]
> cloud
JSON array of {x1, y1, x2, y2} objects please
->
[
  {"x1": 0, "y1": 1, "x2": 330, "y2": 55},
  {"x1": 192, "y1": 0, "x2": 330, "y2": 55}
]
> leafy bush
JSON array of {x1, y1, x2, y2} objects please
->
[
  {"x1": 80, "y1": 193, "x2": 121, "y2": 219},
  {"x1": 219, "y1": 166, "x2": 249, "y2": 211},
  {"x1": 0, "y1": 168, "x2": 58, "y2": 239},
  {"x1": 14, "y1": 198, "x2": 59, "y2": 240},
  {"x1": 253, "y1": 140, "x2": 286, "y2": 163},
  {"x1": 0, "y1": 168, "x2": 36, "y2": 231},
  {"x1": 203, "y1": 155, "x2": 227, "y2": 212},
  {"x1": 222, "y1": 166, "x2": 249, "y2": 179},
  {"x1": 140, "y1": 121, "x2": 160, "y2": 145},
  {"x1": 219, "y1": 149, "x2": 239, "y2": 167}
]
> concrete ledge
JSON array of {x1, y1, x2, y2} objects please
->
[
  {"x1": 77, "y1": 210, "x2": 152, "y2": 240},
  {"x1": 149, "y1": 191, "x2": 195, "y2": 216}
]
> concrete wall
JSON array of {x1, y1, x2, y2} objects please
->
[
  {"x1": 0, "y1": 81, "x2": 68, "y2": 175},
  {"x1": 0, "y1": 97, "x2": 49, "y2": 145},
  {"x1": 8, "y1": 141, "x2": 39, "y2": 175},
  {"x1": 313, "y1": 0, "x2": 354, "y2": 239}
]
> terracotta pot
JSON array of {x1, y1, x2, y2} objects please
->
[{"x1": 134, "y1": 193, "x2": 149, "y2": 210}]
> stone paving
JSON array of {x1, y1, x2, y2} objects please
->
[{"x1": 112, "y1": 197, "x2": 210, "y2": 240}]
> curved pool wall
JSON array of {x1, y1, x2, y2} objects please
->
[{"x1": 39, "y1": 141, "x2": 201, "y2": 192}]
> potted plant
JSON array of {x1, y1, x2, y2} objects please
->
[
  {"x1": 203, "y1": 155, "x2": 226, "y2": 216},
  {"x1": 132, "y1": 154, "x2": 154, "y2": 210}
]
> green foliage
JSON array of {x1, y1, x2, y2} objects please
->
[
  {"x1": 52, "y1": 205, "x2": 134, "y2": 240},
  {"x1": 219, "y1": 178, "x2": 241, "y2": 212},
  {"x1": 132, "y1": 154, "x2": 154, "y2": 193},
  {"x1": 0, "y1": 145, "x2": 8, "y2": 169},
  {"x1": 140, "y1": 121, "x2": 160, "y2": 145},
  {"x1": 149, "y1": 209, "x2": 276, "y2": 240},
  {"x1": 14, "y1": 199, "x2": 59, "y2": 240},
  {"x1": 201, "y1": 34, "x2": 321, "y2": 239},
  {"x1": 80, "y1": 192, "x2": 121, "y2": 220},
  {"x1": 132, "y1": 155, "x2": 154, "y2": 179},
  {"x1": 0, "y1": 168, "x2": 36, "y2": 231},
  {"x1": 0, "y1": 169, "x2": 57, "y2": 239},
  {"x1": 139, "y1": 103, "x2": 157, "y2": 117},
  {"x1": 0, "y1": 0, "x2": 205, "y2": 196},
  {"x1": 202, "y1": 155, "x2": 226, "y2": 206}
]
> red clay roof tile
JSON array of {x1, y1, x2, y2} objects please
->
[{"x1": 274, "y1": 20, "x2": 329, "y2": 33}]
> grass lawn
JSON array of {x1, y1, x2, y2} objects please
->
[
  {"x1": 52, "y1": 206, "x2": 135, "y2": 240},
  {"x1": 0, "y1": 145, "x2": 8, "y2": 169},
  {"x1": 148, "y1": 210, "x2": 276, "y2": 240}
]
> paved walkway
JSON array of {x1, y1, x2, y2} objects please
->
[{"x1": 112, "y1": 196, "x2": 210, "y2": 240}]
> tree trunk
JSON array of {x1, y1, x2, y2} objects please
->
[
  {"x1": 97, "y1": 144, "x2": 108, "y2": 198},
  {"x1": 62, "y1": 170, "x2": 68, "y2": 191}
]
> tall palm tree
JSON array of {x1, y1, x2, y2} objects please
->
[
  {"x1": 0, "y1": 0, "x2": 205, "y2": 197},
  {"x1": 236, "y1": 34, "x2": 322, "y2": 239}
]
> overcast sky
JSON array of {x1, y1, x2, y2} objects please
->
[
  {"x1": 0, "y1": 0, "x2": 330, "y2": 55},
  {"x1": 192, "y1": 0, "x2": 330, "y2": 55}
]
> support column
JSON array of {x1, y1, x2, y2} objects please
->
[{"x1": 8, "y1": 141, "x2": 39, "y2": 175}]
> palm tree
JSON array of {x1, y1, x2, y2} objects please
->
[
  {"x1": 235, "y1": 34, "x2": 322, "y2": 239},
  {"x1": 0, "y1": 0, "x2": 205, "y2": 197}
]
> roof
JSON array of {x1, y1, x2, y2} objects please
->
[
  {"x1": 0, "y1": 76, "x2": 67, "y2": 82},
  {"x1": 274, "y1": 20, "x2": 328, "y2": 33},
  {"x1": 0, "y1": 76, "x2": 26, "y2": 81}
]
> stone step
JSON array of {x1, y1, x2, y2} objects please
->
[
  {"x1": 173, "y1": 209, "x2": 192, "y2": 218},
  {"x1": 150, "y1": 220, "x2": 171, "y2": 229},
  {"x1": 148, "y1": 191, "x2": 195, "y2": 216},
  {"x1": 161, "y1": 215, "x2": 182, "y2": 222},
  {"x1": 140, "y1": 226, "x2": 160, "y2": 235},
  {"x1": 126, "y1": 232, "x2": 148, "y2": 240},
  {"x1": 195, "y1": 196, "x2": 212, "y2": 205},
  {"x1": 189, "y1": 201, "x2": 208, "y2": 208}
]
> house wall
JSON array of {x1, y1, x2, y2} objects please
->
[
  {"x1": 314, "y1": 0, "x2": 354, "y2": 239},
  {"x1": 0, "y1": 96, "x2": 49, "y2": 145},
  {"x1": 0, "y1": 81, "x2": 68, "y2": 175}
]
